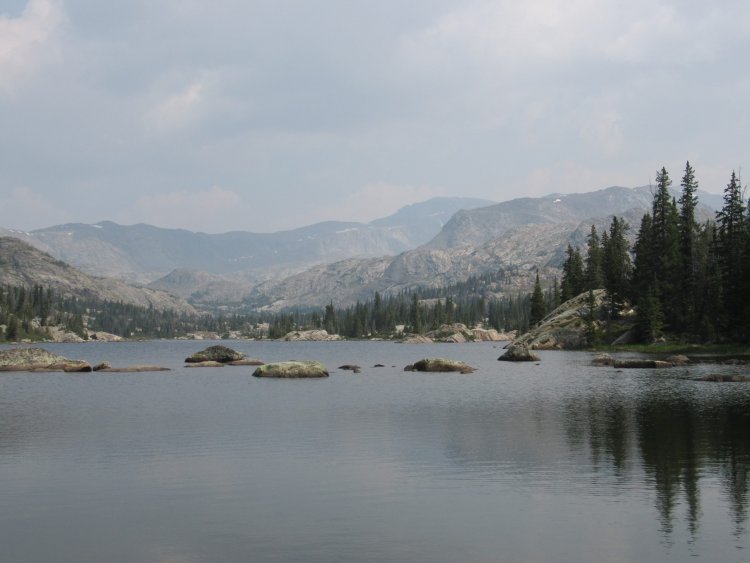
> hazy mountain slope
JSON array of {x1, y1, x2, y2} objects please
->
[
  {"x1": 10, "y1": 197, "x2": 494, "y2": 284},
  {"x1": 369, "y1": 196, "x2": 496, "y2": 244},
  {"x1": 147, "y1": 268, "x2": 252, "y2": 303},
  {"x1": 426, "y1": 186, "x2": 652, "y2": 249},
  {"x1": 247, "y1": 187, "x2": 721, "y2": 310},
  {"x1": 0, "y1": 237, "x2": 196, "y2": 314}
]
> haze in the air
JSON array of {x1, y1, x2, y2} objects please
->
[{"x1": 1, "y1": 0, "x2": 748, "y2": 233}]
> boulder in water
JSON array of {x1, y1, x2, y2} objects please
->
[
  {"x1": 0, "y1": 347, "x2": 88, "y2": 372},
  {"x1": 253, "y1": 360, "x2": 329, "y2": 378},
  {"x1": 185, "y1": 345, "x2": 245, "y2": 364},
  {"x1": 408, "y1": 358, "x2": 476, "y2": 374},
  {"x1": 498, "y1": 344, "x2": 540, "y2": 362}
]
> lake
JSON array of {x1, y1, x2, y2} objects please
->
[{"x1": 1, "y1": 340, "x2": 749, "y2": 562}]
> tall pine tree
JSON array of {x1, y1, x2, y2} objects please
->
[
  {"x1": 584, "y1": 224, "x2": 604, "y2": 290},
  {"x1": 602, "y1": 216, "x2": 632, "y2": 316},
  {"x1": 561, "y1": 245, "x2": 585, "y2": 301},
  {"x1": 677, "y1": 161, "x2": 699, "y2": 330},
  {"x1": 716, "y1": 171, "x2": 746, "y2": 338}
]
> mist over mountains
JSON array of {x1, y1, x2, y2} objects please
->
[
  {"x1": 0, "y1": 197, "x2": 494, "y2": 285},
  {"x1": 1, "y1": 187, "x2": 722, "y2": 311}
]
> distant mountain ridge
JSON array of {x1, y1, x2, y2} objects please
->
[
  {"x1": 245, "y1": 186, "x2": 721, "y2": 310},
  {"x1": 1, "y1": 187, "x2": 724, "y2": 312},
  {"x1": 1, "y1": 197, "x2": 494, "y2": 285}
]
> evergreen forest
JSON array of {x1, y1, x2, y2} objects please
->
[{"x1": 2, "y1": 162, "x2": 748, "y2": 345}]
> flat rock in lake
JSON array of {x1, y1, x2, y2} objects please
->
[
  {"x1": 185, "y1": 361, "x2": 225, "y2": 368},
  {"x1": 0, "y1": 347, "x2": 89, "y2": 372},
  {"x1": 253, "y1": 360, "x2": 329, "y2": 378},
  {"x1": 405, "y1": 358, "x2": 476, "y2": 373}
]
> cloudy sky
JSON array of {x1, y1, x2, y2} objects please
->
[{"x1": 1, "y1": 0, "x2": 748, "y2": 233}]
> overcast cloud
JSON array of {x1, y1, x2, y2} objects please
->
[{"x1": 1, "y1": 0, "x2": 748, "y2": 233}]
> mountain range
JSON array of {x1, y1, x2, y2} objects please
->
[
  {"x1": 0, "y1": 197, "x2": 493, "y2": 286},
  {"x1": 1, "y1": 187, "x2": 723, "y2": 311}
]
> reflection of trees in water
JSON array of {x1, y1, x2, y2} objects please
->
[
  {"x1": 713, "y1": 404, "x2": 750, "y2": 536},
  {"x1": 564, "y1": 391, "x2": 750, "y2": 538},
  {"x1": 564, "y1": 393, "x2": 634, "y2": 477},
  {"x1": 637, "y1": 398, "x2": 701, "y2": 536}
]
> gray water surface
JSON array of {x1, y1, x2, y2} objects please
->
[{"x1": 1, "y1": 341, "x2": 748, "y2": 562}]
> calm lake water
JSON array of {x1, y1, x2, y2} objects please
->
[{"x1": 1, "y1": 340, "x2": 749, "y2": 562}]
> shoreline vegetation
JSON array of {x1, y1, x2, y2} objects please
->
[{"x1": 2, "y1": 163, "x2": 749, "y2": 353}]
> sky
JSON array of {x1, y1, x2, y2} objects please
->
[{"x1": 1, "y1": 0, "x2": 748, "y2": 233}]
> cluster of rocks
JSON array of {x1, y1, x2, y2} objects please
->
[
  {"x1": 399, "y1": 324, "x2": 514, "y2": 344},
  {"x1": 0, "y1": 348, "x2": 169, "y2": 373},
  {"x1": 253, "y1": 361, "x2": 329, "y2": 378},
  {"x1": 592, "y1": 353, "x2": 691, "y2": 369},
  {"x1": 591, "y1": 353, "x2": 748, "y2": 381},
  {"x1": 278, "y1": 330, "x2": 343, "y2": 342}
]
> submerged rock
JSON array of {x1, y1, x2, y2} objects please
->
[
  {"x1": 185, "y1": 345, "x2": 246, "y2": 364},
  {"x1": 229, "y1": 358, "x2": 265, "y2": 366},
  {"x1": 498, "y1": 344, "x2": 540, "y2": 362},
  {"x1": 612, "y1": 359, "x2": 674, "y2": 369},
  {"x1": 62, "y1": 362, "x2": 93, "y2": 372},
  {"x1": 253, "y1": 360, "x2": 329, "y2": 378},
  {"x1": 666, "y1": 355, "x2": 691, "y2": 366},
  {"x1": 185, "y1": 361, "x2": 225, "y2": 368},
  {"x1": 97, "y1": 365, "x2": 171, "y2": 372},
  {"x1": 701, "y1": 374, "x2": 748, "y2": 382},
  {"x1": 407, "y1": 358, "x2": 476, "y2": 373},
  {"x1": 591, "y1": 353, "x2": 615, "y2": 366}
]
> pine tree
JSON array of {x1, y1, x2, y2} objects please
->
[
  {"x1": 676, "y1": 161, "x2": 700, "y2": 331},
  {"x1": 529, "y1": 271, "x2": 546, "y2": 326},
  {"x1": 323, "y1": 301, "x2": 337, "y2": 334},
  {"x1": 584, "y1": 224, "x2": 604, "y2": 290},
  {"x1": 602, "y1": 216, "x2": 632, "y2": 316},
  {"x1": 561, "y1": 245, "x2": 585, "y2": 301},
  {"x1": 716, "y1": 171, "x2": 746, "y2": 338},
  {"x1": 635, "y1": 288, "x2": 663, "y2": 343},
  {"x1": 693, "y1": 224, "x2": 723, "y2": 341}
]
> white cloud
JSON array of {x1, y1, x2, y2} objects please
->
[
  {"x1": 146, "y1": 81, "x2": 206, "y2": 133},
  {"x1": 0, "y1": 0, "x2": 64, "y2": 95},
  {"x1": 132, "y1": 186, "x2": 243, "y2": 232},
  {"x1": 314, "y1": 182, "x2": 449, "y2": 224},
  {"x1": 404, "y1": 1, "x2": 742, "y2": 71}
]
